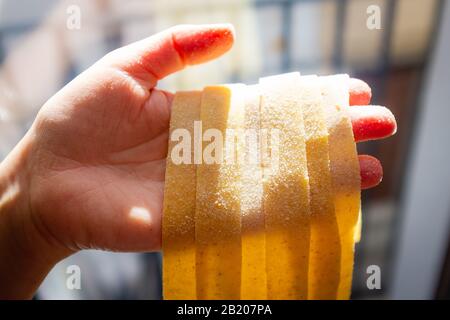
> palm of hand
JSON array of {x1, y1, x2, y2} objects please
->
[{"x1": 29, "y1": 68, "x2": 170, "y2": 253}]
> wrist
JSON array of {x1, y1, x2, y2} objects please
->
[{"x1": 0, "y1": 132, "x2": 68, "y2": 299}]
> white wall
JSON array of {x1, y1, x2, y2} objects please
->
[{"x1": 390, "y1": 0, "x2": 450, "y2": 299}]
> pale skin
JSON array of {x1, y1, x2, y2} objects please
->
[{"x1": 0, "y1": 24, "x2": 396, "y2": 299}]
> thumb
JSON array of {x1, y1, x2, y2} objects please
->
[{"x1": 99, "y1": 23, "x2": 235, "y2": 89}]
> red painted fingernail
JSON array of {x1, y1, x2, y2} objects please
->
[
  {"x1": 173, "y1": 23, "x2": 235, "y2": 65},
  {"x1": 351, "y1": 105, "x2": 397, "y2": 142},
  {"x1": 349, "y1": 78, "x2": 372, "y2": 105},
  {"x1": 359, "y1": 155, "x2": 383, "y2": 189}
]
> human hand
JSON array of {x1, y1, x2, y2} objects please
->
[{"x1": 0, "y1": 24, "x2": 396, "y2": 298}]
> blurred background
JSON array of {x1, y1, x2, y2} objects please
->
[{"x1": 1, "y1": 0, "x2": 449, "y2": 299}]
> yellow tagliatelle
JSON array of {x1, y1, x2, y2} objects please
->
[
  {"x1": 354, "y1": 210, "x2": 362, "y2": 243},
  {"x1": 163, "y1": 73, "x2": 363, "y2": 301},
  {"x1": 320, "y1": 75, "x2": 361, "y2": 300},
  {"x1": 162, "y1": 91, "x2": 201, "y2": 300},
  {"x1": 239, "y1": 85, "x2": 267, "y2": 299},
  {"x1": 259, "y1": 73, "x2": 311, "y2": 300},
  {"x1": 195, "y1": 85, "x2": 246, "y2": 299},
  {"x1": 301, "y1": 75, "x2": 341, "y2": 300}
]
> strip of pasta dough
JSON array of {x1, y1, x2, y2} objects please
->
[
  {"x1": 259, "y1": 72, "x2": 311, "y2": 300},
  {"x1": 162, "y1": 91, "x2": 201, "y2": 300},
  {"x1": 354, "y1": 210, "x2": 362, "y2": 243},
  {"x1": 320, "y1": 75, "x2": 361, "y2": 300},
  {"x1": 300, "y1": 75, "x2": 341, "y2": 300},
  {"x1": 196, "y1": 84, "x2": 245, "y2": 299},
  {"x1": 240, "y1": 85, "x2": 267, "y2": 299}
]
